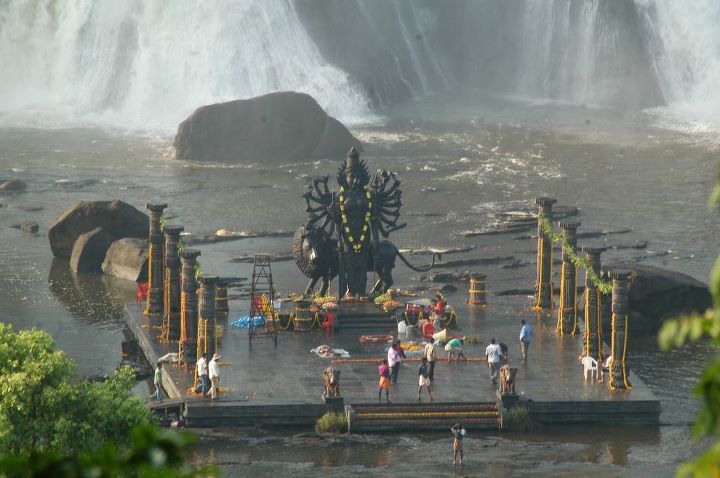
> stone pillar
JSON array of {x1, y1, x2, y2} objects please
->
[
  {"x1": 609, "y1": 270, "x2": 632, "y2": 391},
  {"x1": 467, "y1": 273, "x2": 487, "y2": 306},
  {"x1": 162, "y1": 225, "x2": 184, "y2": 341},
  {"x1": 198, "y1": 275, "x2": 218, "y2": 361},
  {"x1": 215, "y1": 278, "x2": 230, "y2": 318},
  {"x1": 581, "y1": 246, "x2": 606, "y2": 360},
  {"x1": 533, "y1": 197, "x2": 557, "y2": 311},
  {"x1": 179, "y1": 249, "x2": 201, "y2": 367},
  {"x1": 145, "y1": 203, "x2": 167, "y2": 321},
  {"x1": 556, "y1": 221, "x2": 580, "y2": 335}
]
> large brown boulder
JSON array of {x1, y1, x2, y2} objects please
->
[
  {"x1": 602, "y1": 263, "x2": 712, "y2": 335},
  {"x1": 173, "y1": 91, "x2": 362, "y2": 164},
  {"x1": 70, "y1": 228, "x2": 115, "y2": 273},
  {"x1": 49, "y1": 200, "x2": 148, "y2": 258},
  {"x1": 102, "y1": 238, "x2": 149, "y2": 282}
]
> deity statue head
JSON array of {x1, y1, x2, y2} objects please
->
[{"x1": 338, "y1": 147, "x2": 369, "y2": 191}]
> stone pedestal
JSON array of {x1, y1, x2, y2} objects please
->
[
  {"x1": 609, "y1": 270, "x2": 632, "y2": 391},
  {"x1": 162, "y1": 225, "x2": 184, "y2": 342},
  {"x1": 581, "y1": 246, "x2": 606, "y2": 360},
  {"x1": 533, "y1": 197, "x2": 557, "y2": 311},
  {"x1": 198, "y1": 275, "x2": 218, "y2": 361},
  {"x1": 557, "y1": 221, "x2": 580, "y2": 335},
  {"x1": 180, "y1": 249, "x2": 201, "y2": 366},
  {"x1": 467, "y1": 273, "x2": 487, "y2": 306},
  {"x1": 145, "y1": 203, "x2": 167, "y2": 322}
]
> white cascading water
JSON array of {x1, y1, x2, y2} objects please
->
[
  {"x1": 517, "y1": 0, "x2": 618, "y2": 107},
  {"x1": 637, "y1": 0, "x2": 720, "y2": 131},
  {"x1": 0, "y1": 0, "x2": 370, "y2": 130}
]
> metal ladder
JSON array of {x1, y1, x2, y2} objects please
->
[{"x1": 249, "y1": 254, "x2": 278, "y2": 345}]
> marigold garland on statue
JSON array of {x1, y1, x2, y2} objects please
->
[{"x1": 339, "y1": 185, "x2": 372, "y2": 253}]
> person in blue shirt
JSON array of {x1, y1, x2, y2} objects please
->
[{"x1": 519, "y1": 319, "x2": 533, "y2": 364}]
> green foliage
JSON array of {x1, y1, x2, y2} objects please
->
[
  {"x1": 177, "y1": 238, "x2": 185, "y2": 254},
  {"x1": 537, "y1": 213, "x2": 612, "y2": 294},
  {"x1": 0, "y1": 324, "x2": 154, "y2": 455},
  {"x1": 314, "y1": 412, "x2": 348, "y2": 433},
  {"x1": 193, "y1": 261, "x2": 202, "y2": 280},
  {"x1": 657, "y1": 165, "x2": 720, "y2": 477},
  {"x1": 159, "y1": 217, "x2": 167, "y2": 229},
  {"x1": 0, "y1": 424, "x2": 218, "y2": 478},
  {"x1": 503, "y1": 406, "x2": 533, "y2": 432}
]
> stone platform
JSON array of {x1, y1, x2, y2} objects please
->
[{"x1": 125, "y1": 298, "x2": 660, "y2": 430}]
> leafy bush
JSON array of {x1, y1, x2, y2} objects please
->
[
  {"x1": 314, "y1": 412, "x2": 348, "y2": 433},
  {"x1": 503, "y1": 406, "x2": 533, "y2": 432},
  {"x1": 0, "y1": 323, "x2": 154, "y2": 454},
  {"x1": 0, "y1": 424, "x2": 218, "y2": 478}
]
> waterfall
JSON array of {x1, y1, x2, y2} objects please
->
[
  {"x1": 637, "y1": 0, "x2": 720, "y2": 129},
  {"x1": 0, "y1": 0, "x2": 370, "y2": 130},
  {"x1": 2, "y1": 0, "x2": 720, "y2": 131}
]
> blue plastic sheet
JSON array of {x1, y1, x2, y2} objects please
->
[{"x1": 231, "y1": 315, "x2": 266, "y2": 328}]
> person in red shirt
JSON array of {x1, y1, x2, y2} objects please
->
[
  {"x1": 378, "y1": 359, "x2": 391, "y2": 402},
  {"x1": 422, "y1": 319, "x2": 435, "y2": 339}
]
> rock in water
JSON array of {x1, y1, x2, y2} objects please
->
[
  {"x1": 0, "y1": 179, "x2": 27, "y2": 192},
  {"x1": 49, "y1": 200, "x2": 148, "y2": 259},
  {"x1": 11, "y1": 222, "x2": 39, "y2": 233},
  {"x1": 173, "y1": 91, "x2": 362, "y2": 164},
  {"x1": 102, "y1": 238, "x2": 149, "y2": 282},
  {"x1": 603, "y1": 263, "x2": 712, "y2": 334},
  {"x1": 70, "y1": 228, "x2": 115, "y2": 273}
]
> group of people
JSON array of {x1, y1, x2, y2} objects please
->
[
  {"x1": 378, "y1": 338, "x2": 437, "y2": 402},
  {"x1": 376, "y1": 319, "x2": 534, "y2": 401},
  {"x1": 151, "y1": 351, "x2": 222, "y2": 402},
  {"x1": 195, "y1": 352, "x2": 222, "y2": 399},
  {"x1": 485, "y1": 319, "x2": 533, "y2": 384}
]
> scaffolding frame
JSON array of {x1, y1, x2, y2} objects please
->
[{"x1": 249, "y1": 254, "x2": 278, "y2": 345}]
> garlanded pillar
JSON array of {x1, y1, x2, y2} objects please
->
[
  {"x1": 179, "y1": 249, "x2": 201, "y2": 367},
  {"x1": 609, "y1": 270, "x2": 632, "y2": 391},
  {"x1": 198, "y1": 275, "x2": 218, "y2": 361},
  {"x1": 215, "y1": 278, "x2": 230, "y2": 318},
  {"x1": 533, "y1": 197, "x2": 557, "y2": 311},
  {"x1": 162, "y1": 225, "x2": 184, "y2": 342},
  {"x1": 145, "y1": 203, "x2": 167, "y2": 322},
  {"x1": 467, "y1": 273, "x2": 487, "y2": 306},
  {"x1": 556, "y1": 221, "x2": 580, "y2": 335},
  {"x1": 581, "y1": 246, "x2": 606, "y2": 360}
]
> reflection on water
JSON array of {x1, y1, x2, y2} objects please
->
[{"x1": 48, "y1": 258, "x2": 135, "y2": 327}]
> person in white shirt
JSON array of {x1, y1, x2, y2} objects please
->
[
  {"x1": 388, "y1": 342, "x2": 402, "y2": 384},
  {"x1": 194, "y1": 352, "x2": 209, "y2": 397},
  {"x1": 209, "y1": 353, "x2": 221, "y2": 400},
  {"x1": 485, "y1": 338, "x2": 502, "y2": 384}
]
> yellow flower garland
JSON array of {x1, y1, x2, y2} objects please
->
[{"x1": 339, "y1": 185, "x2": 371, "y2": 253}]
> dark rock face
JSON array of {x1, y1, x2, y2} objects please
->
[
  {"x1": 70, "y1": 227, "x2": 115, "y2": 273},
  {"x1": 603, "y1": 263, "x2": 712, "y2": 334},
  {"x1": 173, "y1": 92, "x2": 362, "y2": 164},
  {"x1": 49, "y1": 200, "x2": 148, "y2": 259},
  {"x1": 0, "y1": 179, "x2": 27, "y2": 192},
  {"x1": 102, "y1": 238, "x2": 149, "y2": 282}
]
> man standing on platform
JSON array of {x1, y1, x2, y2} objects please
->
[
  {"x1": 195, "y1": 352, "x2": 209, "y2": 398},
  {"x1": 485, "y1": 338, "x2": 502, "y2": 384},
  {"x1": 151, "y1": 361, "x2": 163, "y2": 401},
  {"x1": 209, "y1": 353, "x2": 221, "y2": 400},
  {"x1": 388, "y1": 341, "x2": 402, "y2": 384},
  {"x1": 519, "y1": 319, "x2": 533, "y2": 364},
  {"x1": 424, "y1": 337, "x2": 437, "y2": 382}
]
